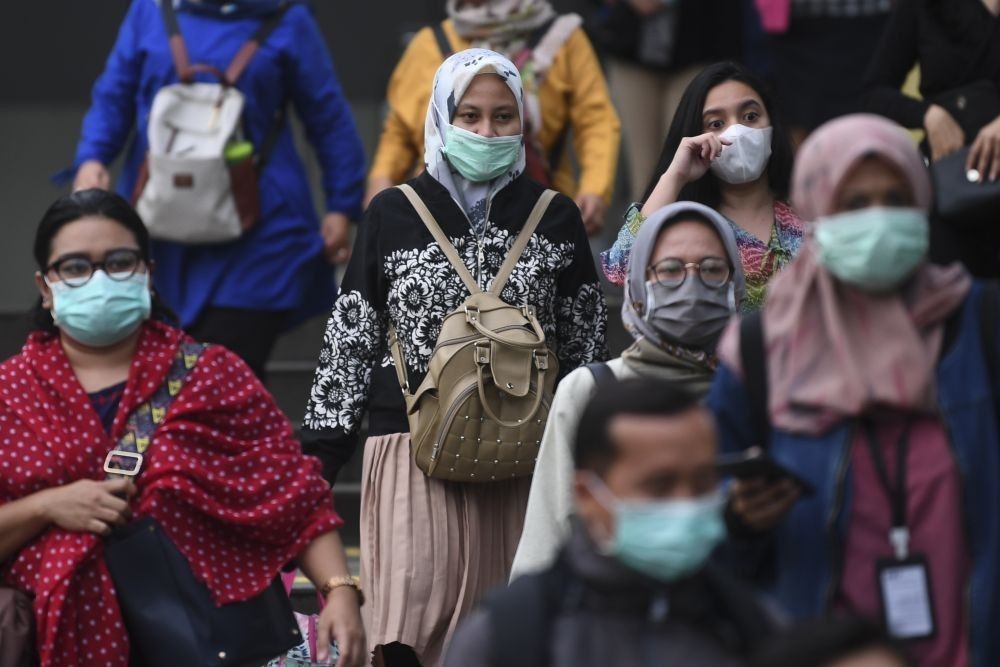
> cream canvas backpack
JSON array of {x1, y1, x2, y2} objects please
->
[{"x1": 389, "y1": 185, "x2": 559, "y2": 482}]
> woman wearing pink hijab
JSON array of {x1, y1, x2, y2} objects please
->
[{"x1": 708, "y1": 114, "x2": 1000, "y2": 667}]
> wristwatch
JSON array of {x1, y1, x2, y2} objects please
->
[{"x1": 320, "y1": 575, "x2": 365, "y2": 606}]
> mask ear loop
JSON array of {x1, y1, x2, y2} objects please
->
[{"x1": 583, "y1": 472, "x2": 620, "y2": 554}]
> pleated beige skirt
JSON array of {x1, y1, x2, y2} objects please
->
[{"x1": 360, "y1": 433, "x2": 531, "y2": 667}]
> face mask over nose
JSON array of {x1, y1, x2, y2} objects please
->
[
  {"x1": 46, "y1": 271, "x2": 152, "y2": 347},
  {"x1": 813, "y1": 207, "x2": 929, "y2": 291},
  {"x1": 587, "y1": 474, "x2": 727, "y2": 583},
  {"x1": 644, "y1": 278, "x2": 736, "y2": 351},
  {"x1": 710, "y1": 124, "x2": 773, "y2": 185},
  {"x1": 442, "y1": 124, "x2": 523, "y2": 183}
]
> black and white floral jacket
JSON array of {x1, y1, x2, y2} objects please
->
[{"x1": 301, "y1": 173, "x2": 609, "y2": 482}]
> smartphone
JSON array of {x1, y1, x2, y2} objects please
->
[{"x1": 715, "y1": 447, "x2": 816, "y2": 496}]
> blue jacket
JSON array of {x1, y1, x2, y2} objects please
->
[
  {"x1": 71, "y1": 0, "x2": 366, "y2": 325},
  {"x1": 708, "y1": 281, "x2": 1000, "y2": 667}
]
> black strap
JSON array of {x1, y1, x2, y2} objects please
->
[
  {"x1": 739, "y1": 311, "x2": 770, "y2": 449},
  {"x1": 255, "y1": 104, "x2": 287, "y2": 169},
  {"x1": 862, "y1": 419, "x2": 912, "y2": 533},
  {"x1": 585, "y1": 362, "x2": 615, "y2": 387},
  {"x1": 980, "y1": 281, "x2": 1000, "y2": 406},
  {"x1": 487, "y1": 558, "x2": 574, "y2": 667},
  {"x1": 432, "y1": 22, "x2": 453, "y2": 58}
]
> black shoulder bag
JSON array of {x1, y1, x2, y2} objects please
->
[{"x1": 104, "y1": 342, "x2": 301, "y2": 667}]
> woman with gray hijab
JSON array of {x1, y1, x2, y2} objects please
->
[{"x1": 510, "y1": 200, "x2": 745, "y2": 579}]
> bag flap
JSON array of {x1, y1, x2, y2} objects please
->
[
  {"x1": 148, "y1": 83, "x2": 244, "y2": 156},
  {"x1": 489, "y1": 341, "x2": 533, "y2": 398}
]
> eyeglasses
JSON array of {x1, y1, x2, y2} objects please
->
[
  {"x1": 45, "y1": 249, "x2": 145, "y2": 288},
  {"x1": 647, "y1": 257, "x2": 731, "y2": 289}
]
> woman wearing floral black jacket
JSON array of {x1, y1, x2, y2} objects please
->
[{"x1": 301, "y1": 49, "x2": 608, "y2": 666}]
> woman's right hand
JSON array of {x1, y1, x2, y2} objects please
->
[
  {"x1": 73, "y1": 160, "x2": 110, "y2": 192},
  {"x1": 39, "y1": 478, "x2": 135, "y2": 535},
  {"x1": 642, "y1": 132, "x2": 732, "y2": 215},
  {"x1": 666, "y1": 132, "x2": 732, "y2": 187},
  {"x1": 924, "y1": 104, "x2": 965, "y2": 162}
]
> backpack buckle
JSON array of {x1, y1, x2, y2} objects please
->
[
  {"x1": 465, "y1": 306, "x2": 481, "y2": 324},
  {"x1": 533, "y1": 350, "x2": 548, "y2": 370},
  {"x1": 474, "y1": 341, "x2": 491, "y2": 365}
]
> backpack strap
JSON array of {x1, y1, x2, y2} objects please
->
[
  {"x1": 585, "y1": 361, "x2": 615, "y2": 387},
  {"x1": 739, "y1": 311, "x2": 771, "y2": 449},
  {"x1": 103, "y1": 342, "x2": 207, "y2": 480},
  {"x1": 225, "y1": 4, "x2": 292, "y2": 84},
  {"x1": 432, "y1": 22, "x2": 453, "y2": 58},
  {"x1": 160, "y1": 0, "x2": 193, "y2": 83},
  {"x1": 486, "y1": 557, "x2": 575, "y2": 667},
  {"x1": 159, "y1": 1, "x2": 290, "y2": 85},
  {"x1": 489, "y1": 189, "x2": 557, "y2": 297},
  {"x1": 397, "y1": 184, "x2": 481, "y2": 295}
]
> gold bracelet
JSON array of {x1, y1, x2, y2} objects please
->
[{"x1": 320, "y1": 575, "x2": 364, "y2": 606}]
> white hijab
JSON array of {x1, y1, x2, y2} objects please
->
[{"x1": 424, "y1": 48, "x2": 526, "y2": 236}]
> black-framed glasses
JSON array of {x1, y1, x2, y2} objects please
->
[
  {"x1": 648, "y1": 257, "x2": 731, "y2": 289},
  {"x1": 45, "y1": 249, "x2": 145, "y2": 288}
]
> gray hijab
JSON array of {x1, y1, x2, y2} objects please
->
[{"x1": 622, "y1": 201, "x2": 746, "y2": 348}]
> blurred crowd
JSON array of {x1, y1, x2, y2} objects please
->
[{"x1": 1, "y1": 0, "x2": 999, "y2": 666}]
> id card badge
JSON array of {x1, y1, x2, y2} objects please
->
[{"x1": 876, "y1": 554, "x2": 936, "y2": 641}]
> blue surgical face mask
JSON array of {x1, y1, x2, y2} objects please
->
[
  {"x1": 587, "y1": 474, "x2": 726, "y2": 582},
  {"x1": 813, "y1": 207, "x2": 929, "y2": 292},
  {"x1": 46, "y1": 271, "x2": 152, "y2": 347},
  {"x1": 442, "y1": 124, "x2": 523, "y2": 183}
]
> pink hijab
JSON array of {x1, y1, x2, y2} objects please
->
[{"x1": 718, "y1": 114, "x2": 972, "y2": 435}]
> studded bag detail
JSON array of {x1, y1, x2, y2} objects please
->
[{"x1": 389, "y1": 185, "x2": 559, "y2": 482}]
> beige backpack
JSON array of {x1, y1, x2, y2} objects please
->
[{"x1": 389, "y1": 185, "x2": 559, "y2": 482}]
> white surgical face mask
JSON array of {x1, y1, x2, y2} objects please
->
[{"x1": 710, "y1": 124, "x2": 773, "y2": 185}]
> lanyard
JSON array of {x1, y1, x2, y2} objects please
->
[{"x1": 863, "y1": 419, "x2": 913, "y2": 560}]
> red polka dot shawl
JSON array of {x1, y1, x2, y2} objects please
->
[{"x1": 0, "y1": 321, "x2": 342, "y2": 666}]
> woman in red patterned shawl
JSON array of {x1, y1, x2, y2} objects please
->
[{"x1": 0, "y1": 190, "x2": 365, "y2": 667}]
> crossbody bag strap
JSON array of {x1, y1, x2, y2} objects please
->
[
  {"x1": 489, "y1": 189, "x2": 557, "y2": 297},
  {"x1": 397, "y1": 184, "x2": 481, "y2": 295},
  {"x1": 103, "y1": 342, "x2": 208, "y2": 480}
]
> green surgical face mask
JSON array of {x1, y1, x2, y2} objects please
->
[
  {"x1": 813, "y1": 207, "x2": 929, "y2": 292},
  {"x1": 442, "y1": 124, "x2": 522, "y2": 183},
  {"x1": 587, "y1": 475, "x2": 726, "y2": 582}
]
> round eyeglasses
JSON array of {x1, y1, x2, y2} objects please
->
[
  {"x1": 647, "y1": 257, "x2": 731, "y2": 289},
  {"x1": 45, "y1": 249, "x2": 144, "y2": 288}
]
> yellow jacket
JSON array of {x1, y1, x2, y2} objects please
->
[{"x1": 369, "y1": 19, "x2": 621, "y2": 203}]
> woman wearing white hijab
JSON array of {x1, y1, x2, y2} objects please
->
[{"x1": 303, "y1": 49, "x2": 608, "y2": 666}]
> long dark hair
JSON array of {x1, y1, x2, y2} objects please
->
[
  {"x1": 640, "y1": 61, "x2": 794, "y2": 208},
  {"x1": 32, "y1": 189, "x2": 177, "y2": 332}
]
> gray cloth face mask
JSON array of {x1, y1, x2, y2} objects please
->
[{"x1": 643, "y1": 278, "x2": 736, "y2": 351}]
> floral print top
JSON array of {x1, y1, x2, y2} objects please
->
[
  {"x1": 301, "y1": 173, "x2": 609, "y2": 481},
  {"x1": 601, "y1": 200, "x2": 804, "y2": 312}
]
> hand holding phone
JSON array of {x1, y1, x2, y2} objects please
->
[{"x1": 715, "y1": 447, "x2": 815, "y2": 495}]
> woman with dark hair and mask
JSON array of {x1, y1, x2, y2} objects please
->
[
  {"x1": 602, "y1": 61, "x2": 801, "y2": 312},
  {"x1": 511, "y1": 200, "x2": 745, "y2": 579},
  {"x1": 0, "y1": 189, "x2": 364, "y2": 667}
]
